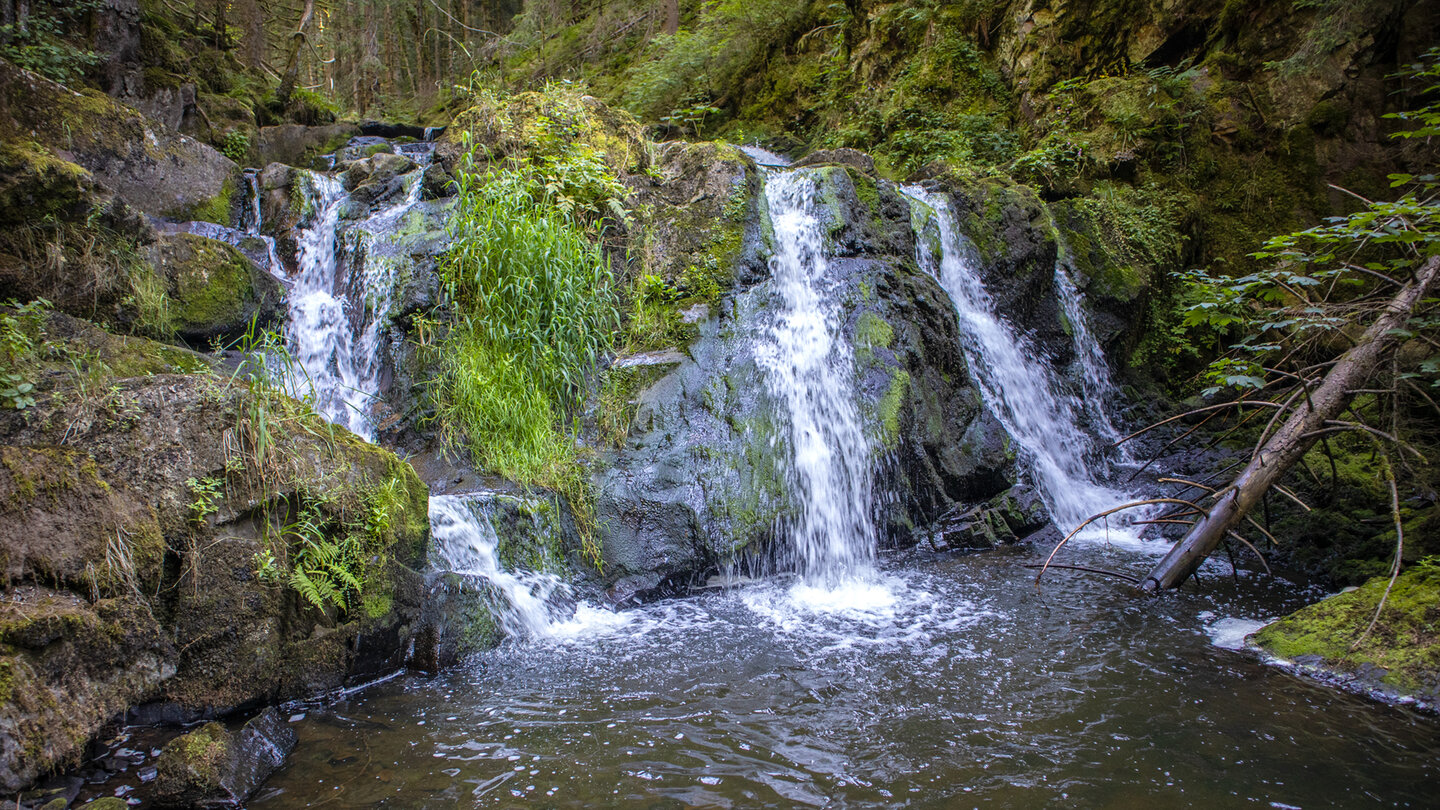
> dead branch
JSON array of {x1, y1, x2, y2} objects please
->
[{"x1": 1022, "y1": 564, "x2": 1141, "y2": 585}]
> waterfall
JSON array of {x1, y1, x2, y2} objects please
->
[
  {"x1": 428, "y1": 495, "x2": 572, "y2": 638},
  {"x1": 1053, "y1": 252, "x2": 1129, "y2": 457},
  {"x1": 905, "y1": 187, "x2": 1138, "y2": 537},
  {"x1": 283, "y1": 149, "x2": 431, "y2": 440},
  {"x1": 285, "y1": 173, "x2": 373, "y2": 436},
  {"x1": 756, "y1": 170, "x2": 878, "y2": 582}
]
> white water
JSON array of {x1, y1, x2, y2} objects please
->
[
  {"x1": 428, "y1": 494, "x2": 575, "y2": 639},
  {"x1": 906, "y1": 188, "x2": 1142, "y2": 540},
  {"x1": 284, "y1": 151, "x2": 430, "y2": 439},
  {"x1": 1054, "y1": 251, "x2": 1129, "y2": 456},
  {"x1": 285, "y1": 173, "x2": 373, "y2": 435},
  {"x1": 756, "y1": 171, "x2": 878, "y2": 583},
  {"x1": 740, "y1": 145, "x2": 792, "y2": 167}
]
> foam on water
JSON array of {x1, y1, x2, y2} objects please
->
[
  {"x1": 429, "y1": 494, "x2": 573, "y2": 638},
  {"x1": 1204, "y1": 615, "x2": 1271, "y2": 650}
]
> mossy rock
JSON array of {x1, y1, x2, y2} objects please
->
[
  {"x1": 146, "y1": 232, "x2": 284, "y2": 345},
  {"x1": 1253, "y1": 567, "x2": 1440, "y2": 703},
  {"x1": 151, "y1": 708, "x2": 296, "y2": 808},
  {"x1": 0, "y1": 318, "x2": 429, "y2": 788},
  {"x1": 0, "y1": 143, "x2": 162, "y2": 332},
  {"x1": 0, "y1": 60, "x2": 240, "y2": 223},
  {"x1": 438, "y1": 86, "x2": 650, "y2": 180}
]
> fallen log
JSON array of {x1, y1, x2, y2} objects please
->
[{"x1": 1141, "y1": 254, "x2": 1440, "y2": 592}]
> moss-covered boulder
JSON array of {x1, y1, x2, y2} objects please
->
[
  {"x1": 592, "y1": 165, "x2": 1017, "y2": 596},
  {"x1": 253, "y1": 123, "x2": 358, "y2": 169},
  {"x1": 150, "y1": 708, "x2": 296, "y2": 808},
  {"x1": 0, "y1": 140, "x2": 167, "y2": 334},
  {"x1": 146, "y1": 232, "x2": 284, "y2": 345},
  {"x1": 0, "y1": 58, "x2": 240, "y2": 223},
  {"x1": 625, "y1": 140, "x2": 765, "y2": 308},
  {"x1": 0, "y1": 310, "x2": 430, "y2": 791},
  {"x1": 1252, "y1": 567, "x2": 1440, "y2": 705}
]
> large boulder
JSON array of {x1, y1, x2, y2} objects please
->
[
  {"x1": 146, "y1": 232, "x2": 284, "y2": 345},
  {"x1": 0, "y1": 310, "x2": 430, "y2": 791},
  {"x1": 0, "y1": 140, "x2": 161, "y2": 332},
  {"x1": 0, "y1": 59, "x2": 240, "y2": 223},
  {"x1": 592, "y1": 164, "x2": 1018, "y2": 596},
  {"x1": 437, "y1": 88, "x2": 650, "y2": 180},
  {"x1": 253, "y1": 123, "x2": 359, "y2": 169}
]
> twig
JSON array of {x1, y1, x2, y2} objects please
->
[
  {"x1": 1225, "y1": 530, "x2": 1273, "y2": 576},
  {"x1": 1110, "y1": 399, "x2": 1286, "y2": 447},
  {"x1": 1022, "y1": 564, "x2": 1141, "y2": 585},
  {"x1": 1036, "y1": 499, "x2": 1209, "y2": 584},
  {"x1": 1351, "y1": 448, "x2": 1404, "y2": 650}
]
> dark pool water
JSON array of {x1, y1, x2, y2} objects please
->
[{"x1": 250, "y1": 544, "x2": 1440, "y2": 808}]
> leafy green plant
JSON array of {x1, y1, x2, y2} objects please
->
[
  {"x1": 218, "y1": 130, "x2": 251, "y2": 164},
  {"x1": 0, "y1": 0, "x2": 104, "y2": 85},
  {"x1": 0, "y1": 373, "x2": 36, "y2": 410},
  {"x1": 185, "y1": 476, "x2": 225, "y2": 527},
  {"x1": 285, "y1": 502, "x2": 365, "y2": 613}
]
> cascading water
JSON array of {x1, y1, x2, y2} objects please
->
[
  {"x1": 1053, "y1": 251, "x2": 1129, "y2": 457},
  {"x1": 428, "y1": 495, "x2": 572, "y2": 638},
  {"x1": 905, "y1": 187, "x2": 1139, "y2": 537},
  {"x1": 285, "y1": 173, "x2": 373, "y2": 436},
  {"x1": 756, "y1": 170, "x2": 879, "y2": 583},
  {"x1": 284, "y1": 149, "x2": 431, "y2": 440}
]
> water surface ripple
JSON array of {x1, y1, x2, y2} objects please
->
[{"x1": 253, "y1": 547, "x2": 1440, "y2": 808}]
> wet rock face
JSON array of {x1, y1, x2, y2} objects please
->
[
  {"x1": 150, "y1": 708, "x2": 296, "y2": 808},
  {"x1": 593, "y1": 164, "x2": 1019, "y2": 596},
  {"x1": 0, "y1": 312, "x2": 430, "y2": 791}
]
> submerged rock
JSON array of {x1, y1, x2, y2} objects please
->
[{"x1": 151, "y1": 708, "x2": 296, "y2": 808}]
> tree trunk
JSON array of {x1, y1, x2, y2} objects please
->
[
  {"x1": 1141, "y1": 254, "x2": 1440, "y2": 592},
  {"x1": 662, "y1": 0, "x2": 679, "y2": 35},
  {"x1": 276, "y1": 0, "x2": 316, "y2": 107}
]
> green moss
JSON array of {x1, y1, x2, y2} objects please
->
[
  {"x1": 877, "y1": 369, "x2": 911, "y2": 450},
  {"x1": 181, "y1": 177, "x2": 236, "y2": 226},
  {"x1": 1254, "y1": 566, "x2": 1440, "y2": 693},
  {"x1": 855, "y1": 312, "x2": 894, "y2": 350},
  {"x1": 158, "y1": 721, "x2": 229, "y2": 789},
  {"x1": 361, "y1": 592, "x2": 393, "y2": 620},
  {"x1": 165, "y1": 236, "x2": 256, "y2": 333}
]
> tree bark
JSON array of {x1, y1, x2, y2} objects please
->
[
  {"x1": 662, "y1": 0, "x2": 678, "y2": 35},
  {"x1": 1141, "y1": 254, "x2": 1440, "y2": 592},
  {"x1": 276, "y1": 0, "x2": 316, "y2": 107}
]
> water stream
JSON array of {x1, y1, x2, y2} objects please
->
[
  {"x1": 176, "y1": 150, "x2": 1437, "y2": 809},
  {"x1": 283, "y1": 148, "x2": 431, "y2": 439},
  {"x1": 756, "y1": 170, "x2": 879, "y2": 583},
  {"x1": 906, "y1": 188, "x2": 1141, "y2": 539},
  {"x1": 251, "y1": 544, "x2": 1440, "y2": 808},
  {"x1": 428, "y1": 494, "x2": 573, "y2": 639}
]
